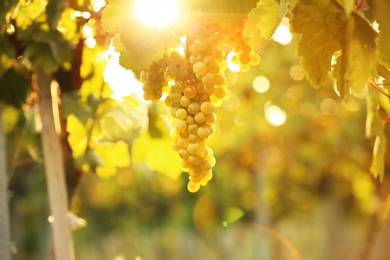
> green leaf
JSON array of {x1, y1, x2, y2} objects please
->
[
  {"x1": 0, "y1": 0, "x2": 19, "y2": 26},
  {"x1": 46, "y1": 0, "x2": 64, "y2": 29},
  {"x1": 0, "y1": 34, "x2": 16, "y2": 78},
  {"x1": 290, "y1": 0, "x2": 377, "y2": 97},
  {"x1": 24, "y1": 42, "x2": 60, "y2": 74},
  {"x1": 243, "y1": 0, "x2": 281, "y2": 54},
  {"x1": 30, "y1": 26, "x2": 73, "y2": 63},
  {"x1": 0, "y1": 69, "x2": 30, "y2": 107}
]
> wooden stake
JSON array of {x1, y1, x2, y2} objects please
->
[
  {"x1": 0, "y1": 105, "x2": 11, "y2": 260},
  {"x1": 36, "y1": 71, "x2": 74, "y2": 260}
]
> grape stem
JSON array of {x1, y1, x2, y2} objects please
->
[
  {"x1": 369, "y1": 79, "x2": 390, "y2": 100},
  {"x1": 355, "y1": 0, "x2": 364, "y2": 12}
]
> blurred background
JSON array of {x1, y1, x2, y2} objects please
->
[{"x1": 4, "y1": 13, "x2": 390, "y2": 260}]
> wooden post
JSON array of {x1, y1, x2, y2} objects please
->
[
  {"x1": 36, "y1": 71, "x2": 74, "y2": 260},
  {"x1": 0, "y1": 105, "x2": 11, "y2": 260}
]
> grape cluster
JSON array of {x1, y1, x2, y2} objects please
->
[{"x1": 139, "y1": 20, "x2": 261, "y2": 192}]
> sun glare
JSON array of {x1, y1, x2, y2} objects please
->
[
  {"x1": 133, "y1": 0, "x2": 179, "y2": 27},
  {"x1": 104, "y1": 44, "x2": 143, "y2": 100}
]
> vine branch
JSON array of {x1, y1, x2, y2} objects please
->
[
  {"x1": 369, "y1": 79, "x2": 390, "y2": 100},
  {"x1": 356, "y1": 0, "x2": 364, "y2": 12}
]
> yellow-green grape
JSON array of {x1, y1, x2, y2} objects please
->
[
  {"x1": 162, "y1": 21, "x2": 258, "y2": 192},
  {"x1": 197, "y1": 125, "x2": 210, "y2": 139},
  {"x1": 175, "y1": 108, "x2": 187, "y2": 120},
  {"x1": 188, "y1": 181, "x2": 201, "y2": 193},
  {"x1": 164, "y1": 64, "x2": 178, "y2": 81},
  {"x1": 175, "y1": 119, "x2": 187, "y2": 133},
  {"x1": 200, "y1": 102, "x2": 214, "y2": 114},
  {"x1": 193, "y1": 62, "x2": 208, "y2": 76},
  {"x1": 250, "y1": 52, "x2": 261, "y2": 66}
]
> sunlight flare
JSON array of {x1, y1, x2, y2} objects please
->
[{"x1": 133, "y1": 0, "x2": 179, "y2": 27}]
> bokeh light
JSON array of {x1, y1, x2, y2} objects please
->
[
  {"x1": 320, "y1": 98, "x2": 338, "y2": 116},
  {"x1": 253, "y1": 75, "x2": 270, "y2": 93},
  {"x1": 272, "y1": 17, "x2": 293, "y2": 45},
  {"x1": 227, "y1": 51, "x2": 241, "y2": 72},
  {"x1": 265, "y1": 104, "x2": 287, "y2": 126},
  {"x1": 289, "y1": 64, "x2": 306, "y2": 81}
]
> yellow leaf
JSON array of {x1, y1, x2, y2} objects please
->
[
  {"x1": 66, "y1": 114, "x2": 88, "y2": 158},
  {"x1": 132, "y1": 132, "x2": 182, "y2": 180},
  {"x1": 290, "y1": 0, "x2": 376, "y2": 97},
  {"x1": 94, "y1": 140, "x2": 131, "y2": 177}
]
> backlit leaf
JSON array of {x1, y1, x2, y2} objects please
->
[
  {"x1": 67, "y1": 114, "x2": 88, "y2": 158},
  {"x1": 376, "y1": 1, "x2": 390, "y2": 68},
  {"x1": 188, "y1": 0, "x2": 257, "y2": 26},
  {"x1": 290, "y1": 0, "x2": 377, "y2": 97},
  {"x1": 243, "y1": 0, "x2": 281, "y2": 54},
  {"x1": 94, "y1": 140, "x2": 131, "y2": 177}
]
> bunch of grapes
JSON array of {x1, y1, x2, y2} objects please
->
[{"x1": 139, "y1": 20, "x2": 261, "y2": 192}]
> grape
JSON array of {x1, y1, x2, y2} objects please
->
[
  {"x1": 207, "y1": 62, "x2": 220, "y2": 74},
  {"x1": 214, "y1": 87, "x2": 226, "y2": 99},
  {"x1": 202, "y1": 72, "x2": 215, "y2": 87},
  {"x1": 197, "y1": 125, "x2": 210, "y2": 139},
  {"x1": 164, "y1": 64, "x2": 177, "y2": 81},
  {"x1": 194, "y1": 112, "x2": 206, "y2": 124},
  {"x1": 187, "y1": 102, "x2": 200, "y2": 114},
  {"x1": 138, "y1": 20, "x2": 259, "y2": 192},
  {"x1": 175, "y1": 119, "x2": 187, "y2": 133},
  {"x1": 179, "y1": 149, "x2": 189, "y2": 159},
  {"x1": 187, "y1": 143, "x2": 198, "y2": 155},
  {"x1": 178, "y1": 137, "x2": 190, "y2": 148},
  {"x1": 200, "y1": 102, "x2": 214, "y2": 114},
  {"x1": 193, "y1": 62, "x2": 208, "y2": 76},
  {"x1": 184, "y1": 86, "x2": 196, "y2": 98},
  {"x1": 250, "y1": 52, "x2": 261, "y2": 66},
  {"x1": 176, "y1": 68, "x2": 188, "y2": 81},
  {"x1": 180, "y1": 96, "x2": 191, "y2": 107},
  {"x1": 239, "y1": 52, "x2": 251, "y2": 65},
  {"x1": 175, "y1": 108, "x2": 187, "y2": 120}
]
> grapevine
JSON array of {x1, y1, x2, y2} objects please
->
[{"x1": 139, "y1": 20, "x2": 261, "y2": 192}]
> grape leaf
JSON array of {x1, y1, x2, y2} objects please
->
[
  {"x1": 94, "y1": 140, "x2": 131, "y2": 177},
  {"x1": 102, "y1": 0, "x2": 182, "y2": 75},
  {"x1": 0, "y1": 0, "x2": 19, "y2": 26},
  {"x1": 186, "y1": 0, "x2": 257, "y2": 26},
  {"x1": 243, "y1": 0, "x2": 281, "y2": 54},
  {"x1": 332, "y1": 13, "x2": 376, "y2": 98},
  {"x1": 0, "y1": 69, "x2": 30, "y2": 107},
  {"x1": 376, "y1": 0, "x2": 390, "y2": 68},
  {"x1": 101, "y1": 0, "x2": 133, "y2": 34},
  {"x1": 46, "y1": 0, "x2": 64, "y2": 29},
  {"x1": 67, "y1": 114, "x2": 88, "y2": 158},
  {"x1": 0, "y1": 34, "x2": 16, "y2": 78},
  {"x1": 132, "y1": 111, "x2": 182, "y2": 180},
  {"x1": 290, "y1": 0, "x2": 377, "y2": 98}
]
